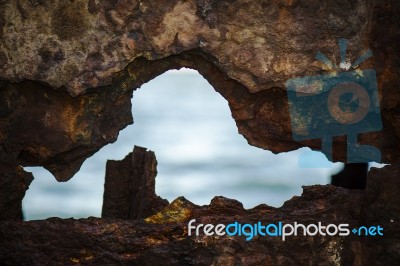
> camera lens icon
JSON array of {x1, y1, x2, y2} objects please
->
[
  {"x1": 286, "y1": 39, "x2": 383, "y2": 166},
  {"x1": 327, "y1": 82, "x2": 370, "y2": 125}
]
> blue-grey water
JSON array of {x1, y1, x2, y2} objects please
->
[{"x1": 23, "y1": 69, "x2": 346, "y2": 221}]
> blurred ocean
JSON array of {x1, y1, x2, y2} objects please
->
[{"x1": 23, "y1": 69, "x2": 345, "y2": 221}]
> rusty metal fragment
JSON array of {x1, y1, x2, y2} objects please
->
[{"x1": 102, "y1": 146, "x2": 168, "y2": 219}]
